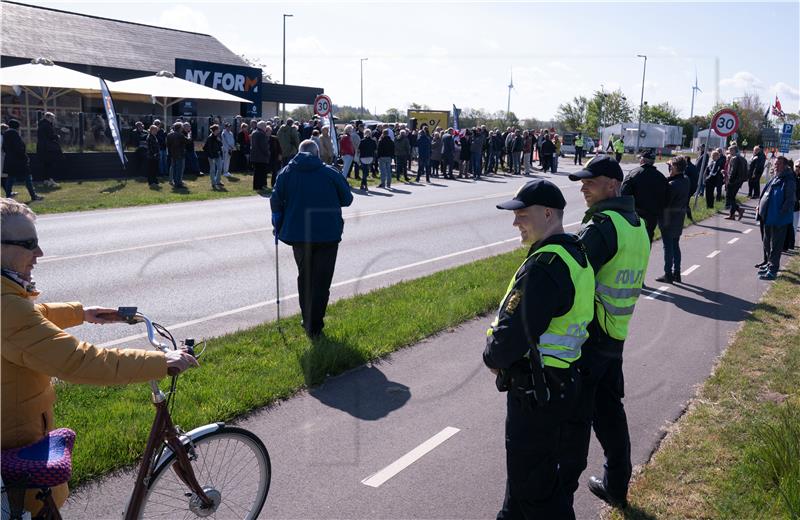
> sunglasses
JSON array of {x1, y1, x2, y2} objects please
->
[{"x1": 1, "y1": 238, "x2": 39, "y2": 250}]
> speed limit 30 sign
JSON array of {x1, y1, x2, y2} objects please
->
[
  {"x1": 314, "y1": 95, "x2": 332, "y2": 117},
  {"x1": 712, "y1": 109, "x2": 739, "y2": 137}
]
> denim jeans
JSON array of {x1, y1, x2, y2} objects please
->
[
  {"x1": 3, "y1": 172, "x2": 37, "y2": 198},
  {"x1": 170, "y1": 157, "x2": 186, "y2": 185},
  {"x1": 379, "y1": 157, "x2": 393, "y2": 187},
  {"x1": 512, "y1": 152, "x2": 521, "y2": 174},
  {"x1": 360, "y1": 161, "x2": 371, "y2": 189},
  {"x1": 222, "y1": 149, "x2": 232, "y2": 174},
  {"x1": 471, "y1": 152, "x2": 482, "y2": 178},
  {"x1": 159, "y1": 150, "x2": 168, "y2": 175},
  {"x1": 209, "y1": 156, "x2": 223, "y2": 186},
  {"x1": 551, "y1": 154, "x2": 559, "y2": 173},
  {"x1": 663, "y1": 236, "x2": 681, "y2": 274},
  {"x1": 417, "y1": 156, "x2": 430, "y2": 182}
]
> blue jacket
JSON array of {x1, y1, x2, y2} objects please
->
[
  {"x1": 270, "y1": 153, "x2": 354, "y2": 244},
  {"x1": 417, "y1": 133, "x2": 431, "y2": 159},
  {"x1": 759, "y1": 167, "x2": 797, "y2": 226},
  {"x1": 441, "y1": 133, "x2": 455, "y2": 157}
]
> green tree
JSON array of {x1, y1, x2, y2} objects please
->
[
  {"x1": 639, "y1": 102, "x2": 682, "y2": 125},
  {"x1": 556, "y1": 96, "x2": 588, "y2": 132},
  {"x1": 586, "y1": 89, "x2": 633, "y2": 137},
  {"x1": 384, "y1": 108, "x2": 400, "y2": 122},
  {"x1": 238, "y1": 54, "x2": 272, "y2": 82},
  {"x1": 289, "y1": 105, "x2": 313, "y2": 121},
  {"x1": 708, "y1": 92, "x2": 767, "y2": 147}
]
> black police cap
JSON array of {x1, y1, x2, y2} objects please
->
[
  {"x1": 568, "y1": 155, "x2": 624, "y2": 182},
  {"x1": 496, "y1": 179, "x2": 566, "y2": 211}
]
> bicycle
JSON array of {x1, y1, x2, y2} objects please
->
[{"x1": 2, "y1": 308, "x2": 271, "y2": 520}]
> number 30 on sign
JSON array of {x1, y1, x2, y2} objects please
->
[
  {"x1": 712, "y1": 109, "x2": 739, "y2": 137},
  {"x1": 314, "y1": 95, "x2": 332, "y2": 117}
]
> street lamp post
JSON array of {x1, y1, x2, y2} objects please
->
[
  {"x1": 597, "y1": 84, "x2": 605, "y2": 146},
  {"x1": 360, "y1": 58, "x2": 368, "y2": 118},
  {"x1": 635, "y1": 54, "x2": 647, "y2": 155},
  {"x1": 282, "y1": 13, "x2": 293, "y2": 120}
]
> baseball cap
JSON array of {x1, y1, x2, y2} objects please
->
[
  {"x1": 496, "y1": 179, "x2": 566, "y2": 210},
  {"x1": 568, "y1": 155, "x2": 624, "y2": 182}
]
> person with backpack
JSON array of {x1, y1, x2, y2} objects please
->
[{"x1": 755, "y1": 156, "x2": 797, "y2": 280}]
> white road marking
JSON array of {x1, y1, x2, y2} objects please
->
[
  {"x1": 707, "y1": 250, "x2": 721, "y2": 258},
  {"x1": 743, "y1": 228, "x2": 752, "y2": 234},
  {"x1": 40, "y1": 192, "x2": 521, "y2": 264},
  {"x1": 97, "y1": 237, "x2": 521, "y2": 347},
  {"x1": 682, "y1": 264, "x2": 701, "y2": 276},
  {"x1": 645, "y1": 285, "x2": 670, "y2": 300},
  {"x1": 728, "y1": 237, "x2": 740, "y2": 244},
  {"x1": 361, "y1": 427, "x2": 460, "y2": 488}
]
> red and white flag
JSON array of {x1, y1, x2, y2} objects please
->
[{"x1": 772, "y1": 96, "x2": 785, "y2": 117}]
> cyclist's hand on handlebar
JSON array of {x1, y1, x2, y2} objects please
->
[
  {"x1": 165, "y1": 348, "x2": 199, "y2": 375},
  {"x1": 84, "y1": 306, "x2": 126, "y2": 324}
]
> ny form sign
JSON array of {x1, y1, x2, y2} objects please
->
[{"x1": 175, "y1": 58, "x2": 263, "y2": 117}]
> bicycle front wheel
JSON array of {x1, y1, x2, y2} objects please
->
[{"x1": 139, "y1": 426, "x2": 270, "y2": 520}]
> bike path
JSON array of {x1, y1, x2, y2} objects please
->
[{"x1": 62, "y1": 202, "x2": 781, "y2": 519}]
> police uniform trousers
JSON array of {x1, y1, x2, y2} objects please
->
[
  {"x1": 498, "y1": 393, "x2": 575, "y2": 520},
  {"x1": 558, "y1": 348, "x2": 632, "y2": 506}
]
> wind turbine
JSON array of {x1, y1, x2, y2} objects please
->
[
  {"x1": 506, "y1": 69, "x2": 514, "y2": 119},
  {"x1": 690, "y1": 70, "x2": 702, "y2": 118}
]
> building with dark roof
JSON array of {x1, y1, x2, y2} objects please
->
[{"x1": 1, "y1": 1, "x2": 322, "y2": 141}]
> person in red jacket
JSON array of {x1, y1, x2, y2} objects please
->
[{"x1": 340, "y1": 125, "x2": 356, "y2": 179}]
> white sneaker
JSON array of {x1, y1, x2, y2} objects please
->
[{"x1": 223, "y1": 172, "x2": 232, "y2": 177}]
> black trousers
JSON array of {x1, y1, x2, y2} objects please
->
[
  {"x1": 748, "y1": 173, "x2": 763, "y2": 198},
  {"x1": 253, "y1": 162, "x2": 268, "y2": 190},
  {"x1": 614, "y1": 153, "x2": 623, "y2": 163},
  {"x1": 642, "y1": 215, "x2": 658, "y2": 242},
  {"x1": 706, "y1": 176, "x2": 721, "y2": 209},
  {"x1": 763, "y1": 225, "x2": 788, "y2": 273},
  {"x1": 498, "y1": 393, "x2": 575, "y2": 520},
  {"x1": 441, "y1": 155, "x2": 454, "y2": 178},
  {"x1": 574, "y1": 147, "x2": 584, "y2": 165},
  {"x1": 147, "y1": 157, "x2": 159, "y2": 184},
  {"x1": 559, "y1": 352, "x2": 631, "y2": 507},
  {"x1": 726, "y1": 182, "x2": 743, "y2": 215},
  {"x1": 292, "y1": 242, "x2": 339, "y2": 336}
]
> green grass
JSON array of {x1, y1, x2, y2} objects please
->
[{"x1": 610, "y1": 255, "x2": 800, "y2": 520}]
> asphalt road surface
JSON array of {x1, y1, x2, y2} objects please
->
[{"x1": 53, "y1": 157, "x2": 796, "y2": 519}]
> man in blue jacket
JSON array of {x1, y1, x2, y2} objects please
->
[
  {"x1": 756, "y1": 155, "x2": 796, "y2": 280},
  {"x1": 270, "y1": 140, "x2": 354, "y2": 338}
]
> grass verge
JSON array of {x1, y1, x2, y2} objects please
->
[
  {"x1": 610, "y1": 255, "x2": 800, "y2": 520},
  {"x1": 55, "y1": 190, "x2": 739, "y2": 487}
]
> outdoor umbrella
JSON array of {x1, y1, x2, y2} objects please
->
[
  {"x1": 109, "y1": 71, "x2": 251, "y2": 122},
  {"x1": 0, "y1": 57, "x2": 103, "y2": 108}
]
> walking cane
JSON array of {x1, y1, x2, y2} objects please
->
[{"x1": 275, "y1": 233, "x2": 281, "y2": 327}]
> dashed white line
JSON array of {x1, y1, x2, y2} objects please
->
[
  {"x1": 743, "y1": 228, "x2": 752, "y2": 234},
  {"x1": 707, "y1": 250, "x2": 721, "y2": 258},
  {"x1": 682, "y1": 264, "x2": 701, "y2": 276},
  {"x1": 728, "y1": 237, "x2": 740, "y2": 244},
  {"x1": 361, "y1": 427, "x2": 460, "y2": 488},
  {"x1": 645, "y1": 285, "x2": 670, "y2": 300}
]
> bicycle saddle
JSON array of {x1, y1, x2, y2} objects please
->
[{"x1": 1, "y1": 428, "x2": 75, "y2": 487}]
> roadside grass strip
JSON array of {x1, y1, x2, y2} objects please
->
[
  {"x1": 55, "y1": 194, "x2": 740, "y2": 487},
  {"x1": 610, "y1": 256, "x2": 800, "y2": 520}
]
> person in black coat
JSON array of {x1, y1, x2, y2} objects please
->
[
  {"x1": 684, "y1": 155, "x2": 699, "y2": 222},
  {"x1": 747, "y1": 146, "x2": 766, "y2": 198},
  {"x1": 2, "y1": 119, "x2": 41, "y2": 201},
  {"x1": 145, "y1": 125, "x2": 161, "y2": 186},
  {"x1": 621, "y1": 150, "x2": 668, "y2": 241},
  {"x1": 703, "y1": 149, "x2": 723, "y2": 209},
  {"x1": 656, "y1": 157, "x2": 690, "y2": 283},
  {"x1": 441, "y1": 129, "x2": 455, "y2": 179},
  {"x1": 36, "y1": 113, "x2": 62, "y2": 188}
]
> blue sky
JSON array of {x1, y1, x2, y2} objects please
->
[{"x1": 25, "y1": 1, "x2": 800, "y2": 119}]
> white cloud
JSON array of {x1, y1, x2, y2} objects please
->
[
  {"x1": 657, "y1": 46, "x2": 678, "y2": 57},
  {"x1": 158, "y1": 5, "x2": 210, "y2": 34},
  {"x1": 719, "y1": 71, "x2": 764, "y2": 90},
  {"x1": 547, "y1": 61, "x2": 573, "y2": 72},
  {"x1": 773, "y1": 82, "x2": 800, "y2": 100}
]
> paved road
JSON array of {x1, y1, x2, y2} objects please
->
[{"x1": 61, "y1": 156, "x2": 796, "y2": 518}]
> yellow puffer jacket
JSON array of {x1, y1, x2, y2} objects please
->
[{"x1": 1, "y1": 276, "x2": 167, "y2": 511}]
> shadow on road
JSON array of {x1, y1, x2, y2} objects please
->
[
  {"x1": 301, "y1": 337, "x2": 411, "y2": 420},
  {"x1": 617, "y1": 504, "x2": 659, "y2": 520},
  {"x1": 656, "y1": 282, "x2": 757, "y2": 322}
]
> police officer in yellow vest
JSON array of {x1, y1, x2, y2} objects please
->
[
  {"x1": 484, "y1": 179, "x2": 595, "y2": 520},
  {"x1": 559, "y1": 155, "x2": 651, "y2": 510},
  {"x1": 574, "y1": 133, "x2": 585, "y2": 166},
  {"x1": 613, "y1": 137, "x2": 625, "y2": 163}
]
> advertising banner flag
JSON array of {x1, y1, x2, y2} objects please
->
[
  {"x1": 100, "y1": 78, "x2": 126, "y2": 168},
  {"x1": 329, "y1": 114, "x2": 339, "y2": 158},
  {"x1": 453, "y1": 104, "x2": 461, "y2": 131}
]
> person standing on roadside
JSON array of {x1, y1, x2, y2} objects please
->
[
  {"x1": 656, "y1": 157, "x2": 690, "y2": 283},
  {"x1": 2, "y1": 120, "x2": 41, "y2": 201},
  {"x1": 703, "y1": 149, "x2": 723, "y2": 209},
  {"x1": 145, "y1": 124, "x2": 160, "y2": 187},
  {"x1": 166, "y1": 122, "x2": 188, "y2": 189},
  {"x1": 340, "y1": 125, "x2": 356, "y2": 179},
  {"x1": 221, "y1": 122, "x2": 236, "y2": 178},
  {"x1": 154, "y1": 119, "x2": 168, "y2": 176},
  {"x1": 237, "y1": 122, "x2": 251, "y2": 171},
  {"x1": 36, "y1": 113, "x2": 61, "y2": 188},
  {"x1": 250, "y1": 121, "x2": 271, "y2": 192},
  {"x1": 621, "y1": 150, "x2": 667, "y2": 241},
  {"x1": 357, "y1": 129, "x2": 376, "y2": 191},
  {"x1": 430, "y1": 131, "x2": 443, "y2": 178},
  {"x1": 377, "y1": 129, "x2": 395, "y2": 188},
  {"x1": 684, "y1": 155, "x2": 699, "y2": 223},
  {"x1": 484, "y1": 179, "x2": 594, "y2": 520},
  {"x1": 394, "y1": 130, "x2": 411, "y2": 182},
  {"x1": 561, "y1": 156, "x2": 651, "y2": 511},
  {"x1": 441, "y1": 128, "x2": 455, "y2": 179},
  {"x1": 747, "y1": 145, "x2": 766, "y2": 199},
  {"x1": 270, "y1": 140, "x2": 353, "y2": 338},
  {"x1": 203, "y1": 124, "x2": 224, "y2": 190},
  {"x1": 277, "y1": 118, "x2": 300, "y2": 166},
  {"x1": 612, "y1": 136, "x2": 625, "y2": 163},
  {"x1": 786, "y1": 162, "x2": 800, "y2": 250},
  {"x1": 724, "y1": 145, "x2": 748, "y2": 220},
  {"x1": 755, "y1": 156, "x2": 796, "y2": 280},
  {"x1": 319, "y1": 126, "x2": 334, "y2": 165},
  {"x1": 417, "y1": 126, "x2": 432, "y2": 183},
  {"x1": 540, "y1": 133, "x2": 556, "y2": 173},
  {"x1": 470, "y1": 125, "x2": 485, "y2": 179},
  {"x1": 574, "y1": 133, "x2": 585, "y2": 165}
]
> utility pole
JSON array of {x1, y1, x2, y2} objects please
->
[
  {"x1": 506, "y1": 69, "x2": 514, "y2": 122},
  {"x1": 598, "y1": 84, "x2": 605, "y2": 146},
  {"x1": 360, "y1": 58, "x2": 368, "y2": 118},
  {"x1": 282, "y1": 13, "x2": 293, "y2": 120},
  {"x1": 635, "y1": 54, "x2": 647, "y2": 155},
  {"x1": 690, "y1": 71, "x2": 702, "y2": 144}
]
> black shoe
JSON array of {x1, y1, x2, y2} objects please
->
[
  {"x1": 31, "y1": 195, "x2": 44, "y2": 201},
  {"x1": 587, "y1": 476, "x2": 628, "y2": 509},
  {"x1": 754, "y1": 261, "x2": 768, "y2": 268},
  {"x1": 672, "y1": 272, "x2": 682, "y2": 283},
  {"x1": 655, "y1": 273, "x2": 673, "y2": 283}
]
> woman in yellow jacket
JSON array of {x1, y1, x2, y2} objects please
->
[{"x1": 1, "y1": 198, "x2": 197, "y2": 514}]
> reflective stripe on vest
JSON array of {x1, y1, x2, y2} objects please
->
[{"x1": 593, "y1": 210, "x2": 651, "y2": 340}]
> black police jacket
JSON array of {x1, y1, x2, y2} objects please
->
[{"x1": 483, "y1": 233, "x2": 586, "y2": 371}]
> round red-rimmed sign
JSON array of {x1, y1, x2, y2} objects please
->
[
  {"x1": 711, "y1": 108, "x2": 739, "y2": 137},
  {"x1": 314, "y1": 95, "x2": 332, "y2": 117}
]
